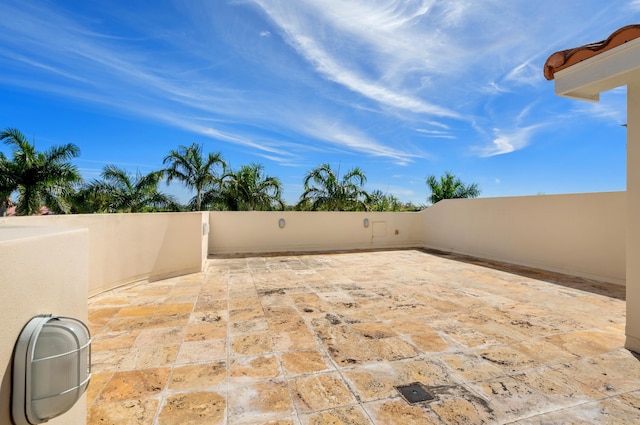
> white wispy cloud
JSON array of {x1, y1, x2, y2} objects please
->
[
  {"x1": 414, "y1": 129, "x2": 455, "y2": 139},
  {"x1": 299, "y1": 116, "x2": 423, "y2": 165},
  {"x1": 477, "y1": 125, "x2": 541, "y2": 157},
  {"x1": 250, "y1": 0, "x2": 462, "y2": 118}
]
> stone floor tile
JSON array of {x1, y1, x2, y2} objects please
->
[
  {"x1": 86, "y1": 372, "x2": 113, "y2": 406},
  {"x1": 362, "y1": 399, "x2": 443, "y2": 425},
  {"x1": 513, "y1": 399, "x2": 640, "y2": 424},
  {"x1": 466, "y1": 375, "x2": 553, "y2": 418},
  {"x1": 115, "y1": 305, "x2": 158, "y2": 318},
  {"x1": 155, "y1": 303, "x2": 194, "y2": 315},
  {"x1": 88, "y1": 398, "x2": 159, "y2": 425},
  {"x1": 301, "y1": 405, "x2": 373, "y2": 425},
  {"x1": 427, "y1": 384, "x2": 504, "y2": 425},
  {"x1": 194, "y1": 298, "x2": 227, "y2": 312},
  {"x1": 92, "y1": 330, "x2": 140, "y2": 352},
  {"x1": 342, "y1": 362, "x2": 401, "y2": 402},
  {"x1": 231, "y1": 332, "x2": 273, "y2": 356},
  {"x1": 176, "y1": 339, "x2": 227, "y2": 364},
  {"x1": 616, "y1": 389, "x2": 640, "y2": 409},
  {"x1": 385, "y1": 317, "x2": 434, "y2": 335},
  {"x1": 230, "y1": 318, "x2": 270, "y2": 336},
  {"x1": 289, "y1": 372, "x2": 357, "y2": 413},
  {"x1": 98, "y1": 368, "x2": 170, "y2": 403},
  {"x1": 544, "y1": 329, "x2": 625, "y2": 357},
  {"x1": 158, "y1": 391, "x2": 226, "y2": 425},
  {"x1": 439, "y1": 351, "x2": 504, "y2": 382},
  {"x1": 230, "y1": 307, "x2": 266, "y2": 322},
  {"x1": 184, "y1": 321, "x2": 228, "y2": 341},
  {"x1": 132, "y1": 344, "x2": 180, "y2": 369},
  {"x1": 272, "y1": 330, "x2": 319, "y2": 351},
  {"x1": 143, "y1": 313, "x2": 191, "y2": 329},
  {"x1": 89, "y1": 307, "x2": 121, "y2": 325},
  {"x1": 133, "y1": 326, "x2": 186, "y2": 346},
  {"x1": 227, "y1": 380, "x2": 294, "y2": 424},
  {"x1": 512, "y1": 338, "x2": 580, "y2": 365},
  {"x1": 511, "y1": 367, "x2": 604, "y2": 407},
  {"x1": 473, "y1": 345, "x2": 540, "y2": 374},
  {"x1": 169, "y1": 361, "x2": 227, "y2": 391},
  {"x1": 190, "y1": 310, "x2": 228, "y2": 325},
  {"x1": 350, "y1": 322, "x2": 398, "y2": 339},
  {"x1": 230, "y1": 354, "x2": 281, "y2": 381},
  {"x1": 391, "y1": 358, "x2": 460, "y2": 387},
  {"x1": 369, "y1": 336, "x2": 421, "y2": 361},
  {"x1": 408, "y1": 332, "x2": 449, "y2": 353},
  {"x1": 552, "y1": 349, "x2": 640, "y2": 396},
  {"x1": 280, "y1": 350, "x2": 331, "y2": 376},
  {"x1": 317, "y1": 329, "x2": 381, "y2": 366}
]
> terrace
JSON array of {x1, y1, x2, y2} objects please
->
[
  {"x1": 85, "y1": 249, "x2": 637, "y2": 424},
  {"x1": 2, "y1": 25, "x2": 640, "y2": 425}
]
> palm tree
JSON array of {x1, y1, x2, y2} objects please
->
[
  {"x1": 426, "y1": 171, "x2": 480, "y2": 204},
  {"x1": 298, "y1": 163, "x2": 369, "y2": 211},
  {"x1": 91, "y1": 165, "x2": 178, "y2": 213},
  {"x1": 368, "y1": 189, "x2": 402, "y2": 212},
  {"x1": 0, "y1": 127, "x2": 81, "y2": 215},
  {"x1": 163, "y1": 143, "x2": 225, "y2": 211},
  {"x1": 220, "y1": 163, "x2": 284, "y2": 211}
]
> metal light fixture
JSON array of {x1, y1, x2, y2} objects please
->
[
  {"x1": 363, "y1": 218, "x2": 370, "y2": 228},
  {"x1": 12, "y1": 315, "x2": 91, "y2": 425},
  {"x1": 278, "y1": 218, "x2": 285, "y2": 229}
]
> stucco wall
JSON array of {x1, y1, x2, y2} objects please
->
[
  {"x1": 422, "y1": 192, "x2": 625, "y2": 285},
  {"x1": 0, "y1": 226, "x2": 88, "y2": 425},
  {"x1": 2, "y1": 213, "x2": 208, "y2": 296},
  {"x1": 208, "y1": 211, "x2": 423, "y2": 255}
]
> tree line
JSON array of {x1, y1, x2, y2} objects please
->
[{"x1": 0, "y1": 127, "x2": 480, "y2": 216}]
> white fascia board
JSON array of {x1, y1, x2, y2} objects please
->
[{"x1": 554, "y1": 37, "x2": 640, "y2": 102}]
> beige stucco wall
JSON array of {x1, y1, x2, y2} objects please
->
[
  {"x1": 422, "y1": 192, "x2": 626, "y2": 285},
  {"x1": 0, "y1": 226, "x2": 88, "y2": 425},
  {"x1": 208, "y1": 211, "x2": 423, "y2": 255},
  {"x1": 626, "y1": 83, "x2": 640, "y2": 352},
  {"x1": 1, "y1": 212, "x2": 208, "y2": 296}
]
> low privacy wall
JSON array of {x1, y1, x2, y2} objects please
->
[
  {"x1": 0, "y1": 226, "x2": 88, "y2": 425},
  {"x1": 208, "y1": 211, "x2": 423, "y2": 255},
  {"x1": 422, "y1": 192, "x2": 625, "y2": 285},
  {"x1": 1, "y1": 212, "x2": 209, "y2": 296}
]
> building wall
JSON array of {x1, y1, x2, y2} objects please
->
[
  {"x1": 626, "y1": 83, "x2": 640, "y2": 352},
  {"x1": 2, "y1": 212, "x2": 208, "y2": 296},
  {"x1": 208, "y1": 211, "x2": 424, "y2": 255},
  {"x1": 0, "y1": 226, "x2": 89, "y2": 425},
  {"x1": 422, "y1": 192, "x2": 625, "y2": 285}
]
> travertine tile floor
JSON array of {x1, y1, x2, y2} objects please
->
[{"x1": 87, "y1": 249, "x2": 640, "y2": 424}]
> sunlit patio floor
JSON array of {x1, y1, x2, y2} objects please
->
[{"x1": 86, "y1": 249, "x2": 639, "y2": 424}]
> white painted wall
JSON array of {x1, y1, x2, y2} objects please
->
[
  {"x1": 208, "y1": 211, "x2": 424, "y2": 255},
  {"x1": 2, "y1": 212, "x2": 208, "y2": 296},
  {"x1": 422, "y1": 192, "x2": 625, "y2": 285},
  {"x1": 0, "y1": 226, "x2": 88, "y2": 425}
]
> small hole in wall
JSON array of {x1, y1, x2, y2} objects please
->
[{"x1": 395, "y1": 229, "x2": 399, "y2": 235}]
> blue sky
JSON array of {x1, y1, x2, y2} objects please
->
[{"x1": 0, "y1": 1, "x2": 636, "y2": 205}]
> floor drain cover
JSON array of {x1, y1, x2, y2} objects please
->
[{"x1": 396, "y1": 382, "x2": 435, "y2": 404}]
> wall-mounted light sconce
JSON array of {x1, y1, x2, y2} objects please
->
[
  {"x1": 12, "y1": 315, "x2": 91, "y2": 425},
  {"x1": 278, "y1": 218, "x2": 286, "y2": 229},
  {"x1": 363, "y1": 218, "x2": 370, "y2": 228}
]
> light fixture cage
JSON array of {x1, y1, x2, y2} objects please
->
[{"x1": 12, "y1": 314, "x2": 92, "y2": 425}]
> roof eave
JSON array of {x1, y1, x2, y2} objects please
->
[{"x1": 553, "y1": 36, "x2": 640, "y2": 102}]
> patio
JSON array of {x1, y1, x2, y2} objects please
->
[{"x1": 86, "y1": 249, "x2": 639, "y2": 424}]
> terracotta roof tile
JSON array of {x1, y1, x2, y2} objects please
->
[{"x1": 544, "y1": 24, "x2": 640, "y2": 80}]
